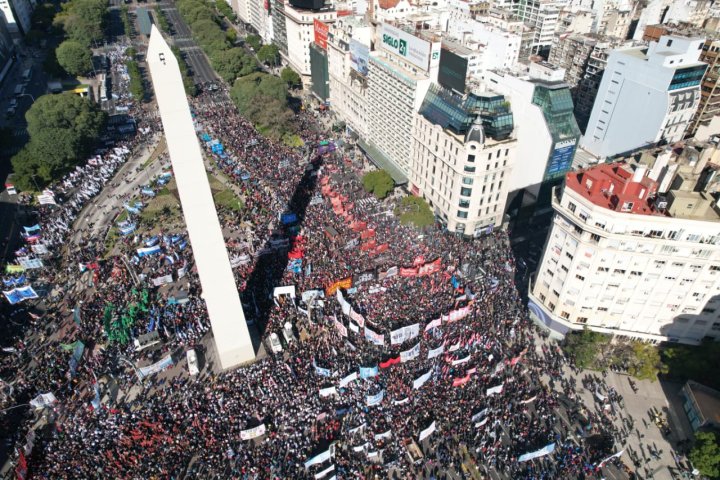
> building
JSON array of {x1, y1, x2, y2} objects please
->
[
  {"x1": 445, "y1": 19, "x2": 522, "y2": 73},
  {"x1": 688, "y1": 37, "x2": 720, "y2": 139},
  {"x1": 581, "y1": 35, "x2": 707, "y2": 161},
  {"x1": 272, "y1": 0, "x2": 289, "y2": 56},
  {"x1": 529, "y1": 161, "x2": 720, "y2": 344},
  {"x1": 309, "y1": 42, "x2": 329, "y2": 100},
  {"x1": 0, "y1": 0, "x2": 33, "y2": 34},
  {"x1": 362, "y1": 23, "x2": 439, "y2": 181},
  {"x1": 484, "y1": 62, "x2": 581, "y2": 212},
  {"x1": 632, "y1": 0, "x2": 670, "y2": 41},
  {"x1": 681, "y1": 381, "x2": 720, "y2": 431},
  {"x1": 283, "y1": 5, "x2": 336, "y2": 76},
  {"x1": 0, "y1": 13, "x2": 14, "y2": 84},
  {"x1": 663, "y1": 0, "x2": 712, "y2": 29},
  {"x1": 327, "y1": 16, "x2": 372, "y2": 138},
  {"x1": 410, "y1": 85, "x2": 516, "y2": 236},
  {"x1": 231, "y1": 0, "x2": 252, "y2": 26},
  {"x1": 248, "y1": 0, "x2": 271, "y2": 42},
  {"x1": 513, "y1": 0, "x2": 560, "y2": 56},
  {"x1": 549, "y1": 33, "x2": 633, "y2": 132}
]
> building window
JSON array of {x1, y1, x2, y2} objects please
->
[
  {"x1": 561, "y1": 311, "x2": 570, "y2": 319},
  {"x1": 459, "y1": 200, "x2": 470, "y2": 208},
  {"x1": 462, "y1": 177, "x2": 473, "y2": 185},
  {"x1": 464, "y1": 166, "x2": 476, "y2": 173},
  {"x1": 460, "y1": 187, "x2": 472, "y2": 197},
  {"x1": 576, "y1": 317, "x2": 588, "y2": 324},
  {"x1": 598, "y1": 307, "x2": 608, "y2": 312},
  {"x1": 568, "y1": 202, "x2": 576, "y2": 213},
  {"x1": 457, "y1": 210, "x2": 468, "y2": 219},
  {"x1": 549, "y1": 302, "x2": 556, "y2": 311},
  {"x1": 467, "y1": 154, "x2": 475, "y2": 162},
  {"x1": 575, "y1": 274, "x2": 585, "y2": 281}
]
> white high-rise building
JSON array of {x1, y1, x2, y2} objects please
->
[
  {"x1": 248, "y1": 0, "x2": 272, "y2": 42},
  {"x1": 529, "y1": 161, "x2": 720, "y2": 344},
  {"x1": 327, "y1": 17, "x2": 372, "y2": 138},
  {"x1": 0, "y1": 0, "x2": 33, "y2": 34},
  {"x1": 231, "y1": 0, "x2": 253, "y2": 25},
  {"x1": 410, "y1": 86, "x2": 517, "y2": 236},
  {"x1": 581, "y1": 35, "x2": 707, "y2": 161},
  {"x1": 284, "y1": 6, "x2": 336, "y2": 76},
  {"x1": 363, "y1": 23, "x2": 439, "y2": 178}
]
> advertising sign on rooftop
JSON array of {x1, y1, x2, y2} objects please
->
[
  {"x1": 349, "y1": 39, "x2": 369, "y2": 76},
  {"x1": 379, "y1": 23, "x2": 431, "y2": 71},
  {"x1": 314, "y1": 19, "x2": 329, "y2": 50}
]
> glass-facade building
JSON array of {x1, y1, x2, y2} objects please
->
[
  {"x1": 531, "y1": 82, "x2": 581, "y2": 181},
  {"x1": 310, "y1": 43, "x2": 329, "y2": 101},
  {"x1": 418, "y1": 84, "x2": 513, "y2": 140}
]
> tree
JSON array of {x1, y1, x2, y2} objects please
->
[
  {"x1": 245, "y1": 34, "x2": 262, "y2": 51},
  {"x1": 362, "y1": 170, "x2": 394, "y2": 199},
  {"x1": 230, "y1": 72, "x2": 294, "y2": 140},
  {"x1": 663, "y1": 340, "x2": 720, "y2": 390},
  {"x1": 226, "y1": 27, "x2": 237, "y2": 44},
  {"x1": 56, "y1": 40, "x2": 93, "y2": 77},
  {"x1": 562, "y1": 328, "x2": 611, "y2": 369},
  {"x1": 43, "y1": 50, "x2": 65, "y2": 77},
  {"x1": 215, "y1": 0, "x2": 236, "y2": 21},
  {"x1": 281, "y1": 67, "x2": 301, "y2": 87},
  {"x1": 59, "y1": 0, "x2": 107, "y2": 47},
  {"x1": 626, "y1": 341, "x2": 667, "y2": 381},
  {"x1": 210, "y1": 47, "x2": 253, "y2": 83},
  {"x1": 11, "y1": 94, "x2": 106, "y2": 189},
  {"x1": 690, "y1": 431, "x2": 720, "y2": 479},
  {"x1": 395, "y1": 195, "x2": 435, "y2": 229},
  {"x1": 257, "y1": 44, "x2": 279, "y2": 65},
  {"x1": 31, "y1": 3, "x2": 58, "y2": 32},
  {"x1": 126, "y1": 60, "x2": 145, "y2": 100}
]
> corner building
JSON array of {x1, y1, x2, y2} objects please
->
[{"x1": 529, "y1": 163, "x2": 720, "y2": 345}]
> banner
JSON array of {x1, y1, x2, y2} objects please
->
[
  {"x1": 319, "y1": 386, "x2": 338, "y2": 397},
  {"x1": 359, "y1": 365, "x2": 378, "y2": 379},
  {"x1": 451, "y1": 354, "x2": 471, "y2": 366},
  {"x1": 384, "y1": 266, "x2": 398, "y2": 279},
  {"x1": 29, "y1": 392, "x2": 57, "y2": 409},
  {"x1": 400, "y1": 342, "x2": 420, "y2": 363},
  {"x1": 399, "y1": 267, "x2": 418, "y2": 277},
  {"x1": 427, "y1": 345, "x2": 444, "y2": 359},
  {"x1": 374, "y1": 430, "x2": 392, "y2": 441},
  {"x1": 349, "y1": 308, "x2": 365, "y2": 327},
  {"x1": 314, "y1": 361, "x2": 333, "y2": 377},
  {"x1": 486, "y1": 384, "x2": 504, "y2": 397},
  {"x1": 379, "y1": 356, "x2": 400, "y2": 369},
  {"x1": 325, "y1": 277, "x2": 352, "y2": 296},
  {"x1": 364, "y1": 327, "x2": 385, "y2": 346},
  {"x1": 424, "y1": 318, "x2": 442, "y2": 332},
  {"x1": 17, "y1": 257, "x2": 43, "y2": 269},
  {"x1": 23, "y1": 224, "x2": 40, "y2": 234},
  {"x1": 419, "y1": 421, "x2": 436, "y2": 442},
  {"x1": 30, "y1": 244, "x2": 49, "y2": 255},
  {"x1": 413, "y1": 369, "x2": 432, "y2": 389},
  {"x1": 138, "y1": 354, "x2": 174, "y2": 378},
  {"x1": 339, "y1": 371, "x2": 358, "y2": 388},
  {"x1": 393, "y1": 397, "x2": 410, "y2": 405},
  {"x1": 517, "y1": 443, "x2": 556, "y2": 462},
  {"x1": 418, "y1": 258, "x2": 441, "y2": 276},
  {"x1": 314, "y1": 464, "x2": 335, "y2": 480},
  {"x1": 3, "y1": 286, "x2": 39, "y2": 305},
  {"x1": 333, "y1": 317, "x2": 348, "y2": 337},
  {"x1": 445, "y1": 305, "x2": 472, "y2": 323},
  {"x1": 366, "y1": 390, "x2": 384, "y2": 406},
  {"x1": 390, "y1": 323, "x2": 420, "y2": 345},
  {"x1": 151, "y1": 274, "x2": 173, "y2": 287},
  {"x1": 452, "y1": 375, "x2": 471, "y2": 387},
  {"x1": 302, "y1": 289, "x2": 325, "y2": 303},
  {"x1": 336, "y1": 290, "x2": 351, "y2": 315},
  {"x1": 136, "y1": 245, "x2": 162, "y2": 257},
  {"x1": 304, "y1": 446, "x2": 334, "y2": 469},
  {"x1": 471, "y1": 408, "x2": 489, "y2": 422}
]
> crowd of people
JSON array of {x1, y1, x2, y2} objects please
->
[{"x1": 0, "y1": 80, "x2": 634, "y2": 480}]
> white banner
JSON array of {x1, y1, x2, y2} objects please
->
[
  {"x1": 240, "y1": 424, "x2": 267, "y2": 440},
  {"x1": 348, "y1": 321, "x2": 359, "y2": 333},
  {"x1": 336, "y1": 290, "x2": 352, "y2": 315},
  {"x1": 400, "y1": 342, "x2": 420, "y2": 363},
  {"x1": 315, "y1": 464, "x2": 335, "y2": 479},
  {"x1": 451, "y1": 354, "x2": 471, "y2": 366},
  {"x1": 319, "y1": 386, "x2": 338, "y2": 397},
  {"x1": 374, "y1": 430, "x2": 392, "y2": 441},
  {"x1": 486, "y1": 384, "x2": 504, "y2": 397},
  {"x1": 349, "y1": 308, "x2": 365, "y2": 327},
  {"x1": 413, "y1": 369, "x2": 432, "y2": 389},
  {"x1": 151, "y1": 274, "x2": 173, "y2": 286},
  {"x1": 339, "y1": 371, "x2": 358, "y2": 388},
  {"x1": 419, "y1": 421, "x2": 436, "y2": 442},
  {"x1": 366, "y1": 390, "x2": 384, "y2": 406},
  {"x1": 304, "y1": 447, "x2": 333, "y2": 469},
  {"x1": 424, "y1": 318, "x2": 442, "y2": 332},
  {"x1": 518, "y1": 443, "x2": 556, "y2": 462},
  {"x1": 352, "y1": 442, "x2": 369, "y2": 452},
  {"x1": 364, "y1": 327, "x2": 385, "y2": 346},
  {"x1": 138, "y1": 355, "x2": 174, "y2": 378},
  {"x1": 428, "y1": 345, "x2": 444, "y2": 359},
  {"x1": 390, "y1": 323, "x2": 420, "y2": 345},
  {"x1": 471, "y1": 408, "x2": 489, "y2": 422},
  {"x1": 30, "y1": 392, "x2": 57, "y2": 409}
]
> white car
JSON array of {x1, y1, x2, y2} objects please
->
[{"x1": 186, "y1": 349, "x2": 199, "y2": 375}]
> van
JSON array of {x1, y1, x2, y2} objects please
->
[
  {"x1": 13, "y1": 85, "x2": 24, "y2": 97},
  {"x1": 9, "y1": 99, "x2": 17, "y2": 108},
  {"x1": 186, "y1": 349, "x2": 199, "y2": 375},
  {"x1": 21, "y1": 69, "x2": 31, "y2": 82}
]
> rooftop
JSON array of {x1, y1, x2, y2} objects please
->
[{"x1": 566, "y1": 163, "x2": 720, "y2": 221}]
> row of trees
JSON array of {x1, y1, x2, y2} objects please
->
[
  {"x1": 53, "y1": 0, "x2": 107, "y2": 77},
  {"x1": 126, "y1": 60, "x2": 145, "y2": 100},
  {"x1": 176, "y1": 0, "x2": 258, "y2": 84},
  {"x1": 11, "y1": 95, "x2": 107, "y2": 190},
  {"x1": 230, "y1": 72, "x2": 295, "y2": 142}
]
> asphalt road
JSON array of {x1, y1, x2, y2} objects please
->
[{"x1": 160, "y1": 6, "x2": 217, "y2": 85}]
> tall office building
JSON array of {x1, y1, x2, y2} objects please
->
[
  {"x1": 529, "y1": 160, "x2": 720, "y2": 344},
  {"x1": 581, "y1": 35, "x2": 707, "y2": 161},
  {"x1": 0, "y1": 0, "x2": 32, "y2": 34},
  {"x1": 283, "y1": 5, "x2": 336, "y2": 76},
  {"x1": 513, "y1": 0, "x2": 560, "y2": 56},
  {"x1": 0, "y1": 13, "x2": 14, "y2": 84},
  {"x1": 409, "y1": 85, "x2": 516, "y2": 236},
  {"x1": 362, "y1": 23, "x2": 439, "y2": 181},
  {"x1": 688, "y1": 37, "x2": 720, "y2": 139}
]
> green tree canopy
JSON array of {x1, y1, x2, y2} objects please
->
[
  {"x1": 395, "y1": 195, "x2": 434, "y2": 229},
  {"x1": 215, "y1": 0, "x2": 236, "y2": 21},
  {"x1": 56, "y1": 40, "x2": 93, "y2": 77},
  {"x1": 245, "y1": 34, "x2": 262, "y2": 51},
  {"x1": 230, "y1": 72, "x2": 294, "y2": 140},
  {"x1": 626, "y1": 341, "x2": 667, "y2": 381},
  {"x1": 281, "y1": 67, "x2": 301, "y2": 87},
  {"x1": 31, "y1": 3, "x2": 58, "y2": 31},
  {"x1": 690, "y1": 431, "x2": 720, "y2": 479},
  {"x1": 663, "y1": 340, "x2": 720, "y2": 390},
  {"x1": 11, "y1": 94, "x2": 106, "y2": 189},
  {"x1": 562, "y1": 328, "x2": 610, "y2": 369},
  {"x1": 210, "y1": 47, "x2": 256, "y2": 83},
  {"x1": 59, "y1": 0, "x2": 107, "y2": 47},
  {"x1": 257, "y1": 44, "x2": 279, "y2": 65},
  {"x1": 362, "y1": 170, "x2": 394, "y2": 199}
]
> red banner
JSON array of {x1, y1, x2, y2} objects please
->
[
  {"x1": 360, "y1": 229, "x2": 376, "y2": 240},
  {"x1": 452, "y1": 375, "x2": 471, "y2": 387},
  {"x1": 360, "y1": 240, "x2": 377, "y2": 251},
  {"x1": 379, "y1": 356, "x2": 401, "y2": 369},
  {"x1": 351, "y1": 221, "x2": 367, "y2": 232},
  {"x1": 418, "y1": 258, "x2": 441, "y2": 276},
  {"x1": 375, "y1": 243, "x2": 389, "y2": 254},
  {"x1": 400, "y1": 267, "x2": 418, "y2": 277},
  {"x1": 314, "y1": 19, "x2": 329, "y2": 50},
  {"x1": 413, "y1": 256, "x2": 425, "y2": 266}
]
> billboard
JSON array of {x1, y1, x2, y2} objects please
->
[
  {"x1": 314, "y1": 19, "x2": 329, "y2": 50},
  {"x1": 379, "y1": 23, "x2": 431, "y2": 71},
  {"x1": 545, "y1": 138, "x2": 577, "y2": 180},
  {"x1": 438, "y1": 48, "x2": 468, "y2": 93},
  {"x1": 349, "y1": 39, "x2": 369, "y2": 76}
]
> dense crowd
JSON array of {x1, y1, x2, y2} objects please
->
[{"x1": 0, "y1": 83, "x2": 630, "y2": 480}]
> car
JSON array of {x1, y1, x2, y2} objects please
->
[
  {"x1": 5, "y1": 107, "x2": 16, "y2": 118},
  {"x1": 186, "y1": 349, "x2": 199, "y2": 375}
]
